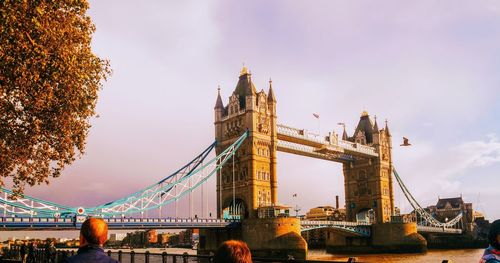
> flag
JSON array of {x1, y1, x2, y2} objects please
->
[
  {"x1": 337, "y1": 122, "x2": 345, "y2": 126},
  {"x1": 313, "y1": 113, "x2": 320, "y2": 119},
  {"x1": 293, "y1": 193, "x2": 297, "y2": 197}
]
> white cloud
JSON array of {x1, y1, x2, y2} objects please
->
[{"x1": 453, "y1": 134, "x2": 500, "y2": 168}]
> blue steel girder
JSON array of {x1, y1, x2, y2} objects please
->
[{"x1": 0, "y1": 131, "x2": 249, "y2": 218}]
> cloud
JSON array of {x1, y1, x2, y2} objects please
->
[{"x1": 452, "y1": 134, "x2": 500, "y2": 168}]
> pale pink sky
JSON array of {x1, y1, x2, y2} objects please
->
[{"x1": 14, "y1": 1, "x2": 500, "y2": 223}]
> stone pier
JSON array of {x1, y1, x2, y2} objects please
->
[
  {"x1": 326, "y1": 222, "x2": 427, "y2": 254},
  {"x1": 199, "y1": 217, "x2": 307, "y2": 260}
]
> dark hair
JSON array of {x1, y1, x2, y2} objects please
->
[
  {"x1": 214, "y1": 240, "x2": 252, "y2": 263},
  {"x1": 489, "y1": 219, "x2": 500, "y2": 250},
  {"x1": 80, "y1": 218, "x2": 108, "y2": 246}
]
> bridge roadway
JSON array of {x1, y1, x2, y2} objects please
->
[
  {"x1": 0, "y1": 217, "x2": 462, "y2": 235},
  {"x1": 276, "y1": 123, "x2": 379, "y2": 162},
  {"x1": 0, "y1": 217, "x2": 240, "y2": 231}
]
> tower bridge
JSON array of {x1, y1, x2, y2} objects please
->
[
  {"x1": 0, "y1": 67, "x2": 464, "y2": 259},
  {"x1": 214, "y1": 67, "x2": 394, "y2": 224}
]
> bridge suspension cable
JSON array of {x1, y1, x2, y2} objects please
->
[
  {"x1": 0, "y1": 131, "x2": 249, "y2": 218},
  {"x1": 393, "y1": 168, "x2": 463, "y2": 228}
]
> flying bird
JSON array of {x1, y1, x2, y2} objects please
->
[{"x1": 400, "y1": 137, "x2": 412, "y2": 146}]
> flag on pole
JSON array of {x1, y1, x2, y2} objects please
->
[{"x1": 313, "y1": 113, "x2": 320, "y2": 119}]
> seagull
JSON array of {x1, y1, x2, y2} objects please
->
[{"x1": 400, "y1": 137, "x2": 412, "y2": 146}]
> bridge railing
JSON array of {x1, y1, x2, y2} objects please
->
[
  {"x1": 338, "y1": 140, "x2": 378, "y2": 156},
  {"x1": 2, "y1": 247, "x2": 361, "y2": 263},
  {"x1": 277, "y1": 124, "x2": 328, "y2": 145},
  {"x1": 417, "y1": 225, "x2": 463, "y2": 234},
  {"x1": 102, "y1": 217, "x2": 235, "y2": 224},
  {"x1": 0, "y1": 217, "x2": 237, "y2": 223},
  {"x1": 0, "y1": 217, "x2": 74, "y2": 223},
  {"x1": 301, "y1": 220, "x2": 371, "y2": 227},
  {"x1": 277, "y1": 140, "x2": 353, "y2": 161}
]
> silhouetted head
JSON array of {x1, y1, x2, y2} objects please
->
[
  {"x1": 79, "y1": 218, "x2": 108, "y2": 247},
  {"x1": 214, "y1": 240, "x2": 252, "y2": 263},
  {"x1": 489, "y1": 219, "x2": 500, "y2": 250}
]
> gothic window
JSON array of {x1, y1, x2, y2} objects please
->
[
  {"x1": 358, "y1": 170, "x2": 367, "y2": 180},
  {"x1": 358, "y1": 182, "x2": 368, "y2": 195}
]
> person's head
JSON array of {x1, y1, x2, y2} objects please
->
[
  {"x1": 489, "y1": 219, "x2": 500, "y2": 250},
  {"x1": 79, "y1": 218, "x2": 108, "y2": 247},
  {"x1": 214, "y1": 240, "x2": 252, "y2": 263}
]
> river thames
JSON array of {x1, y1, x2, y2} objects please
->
[{"x1": 308, "y1": 248, "x2": 484, "y2": 262}]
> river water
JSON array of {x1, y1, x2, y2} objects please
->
[{"x1": 308, "y1": 248, "x2": 485, "y2": 263}]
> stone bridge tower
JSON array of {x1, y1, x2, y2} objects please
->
[
  {"x1": 214, "y1": 67, "x2": 277, "y2": 219},
  {"x1": 343, "y1": 111, "x2": 394, "y2": 223}
]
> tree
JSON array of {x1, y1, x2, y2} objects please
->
[{"x1": 0, "y1": 0, "x2": 111, "y2": 196}]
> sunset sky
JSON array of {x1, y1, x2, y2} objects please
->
[{"x1": 19, "y1": 0, "x2": 500, "y2": 222}]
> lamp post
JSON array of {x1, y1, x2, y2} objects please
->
[{"x1": 293, "y1": 193, "x2": 300, "y2": 217}]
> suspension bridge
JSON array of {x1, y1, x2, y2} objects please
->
[
  {"x1": 0, "y1": 130, "x2": 462, "y2": 235},
  {"x1": 0, "y1": 68, "x2": 467, "y2": 257}
]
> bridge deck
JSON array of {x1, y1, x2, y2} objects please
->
[
  {"x1": 276, "y1": 124, "x2": 378, "y2": 160},
  {"x1": 417, "y1": 225, "x2": 462, "y2": 234},
  {"x1": 0, "y1": 217, "x2": 239, "y2": 231}
]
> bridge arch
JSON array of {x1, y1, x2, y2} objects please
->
[
  {"x1": 222, "y1": 197, "x2": 248, "y2": 219},
  {"x1": 355, "y1": 208, "x2": 375, "y2": 224}
]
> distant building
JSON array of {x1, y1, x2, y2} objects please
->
[
  {"x1": 305, "y1": 206, "x2": 346, "y2": 221},
  {"x1": 123, "y1": 230, "x2": 158, "y2": 248},
  {"x1": 178, "y1": 229, "x2": 198, "y2": 247},
  {"x1": 147, "y1": 230, "x2": 158, "y2": 244},
  {"x1": 109, "y1": 233, "x2": 127, "y2": 242},
  {"x1": 157, "y1": 233, "x2": 171, "y2": 245}
]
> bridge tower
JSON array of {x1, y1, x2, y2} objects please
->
[
  {"x1": 343, "y1": 112, "x2": 394, "y2": 223},
  {"x1": 214, "y1": 67, "x2": 278, "y2": 219}
]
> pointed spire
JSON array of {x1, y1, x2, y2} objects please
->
[
  {"x1": 214, "y1": 86, "x2": 224, "y2": 110},
  {"x1": 373, "y1": 115, "x2": 379, "y2": 133},
  {"x1": 236, "y1": 65, "x2": 256, "y2": 97},
  {"x1": 385, "y1": 119, "x2": 391, "y2": 136},
  {"x1": 342, "y1": 126, "x2": 348, "y2": 140},
  {"x1": 268, "y1": 78, "x2": 276, "y2": 103}
]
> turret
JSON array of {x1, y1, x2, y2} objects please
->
[
  {"x1": 267, "y1": 78, "x2": 277, "y2": 114},
  {"x1": 234, "y1": 66, "x2": 257, "y2": 111},
  {"x1": 214, "y1": 87, "x2": 224, "y2": 142},
  {"x1": 214, "y1": 87, "x2": 224, "y2": 112},
  {"x1": 353, "y1": 110, "x2": 374, "y2": 145},
  {"x1": 342, "y1": 125, "x2": 349, "y2": 140},
  {"x1": 385, "y1": 119, "x2": 391, "y2": 137},
  {"x1": 372, "y1": 116, "x2": 380, "y2": 145}
]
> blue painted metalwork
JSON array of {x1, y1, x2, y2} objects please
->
[{"x1": 0, "y1": 131, "x2": 249, "y2": 218}]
